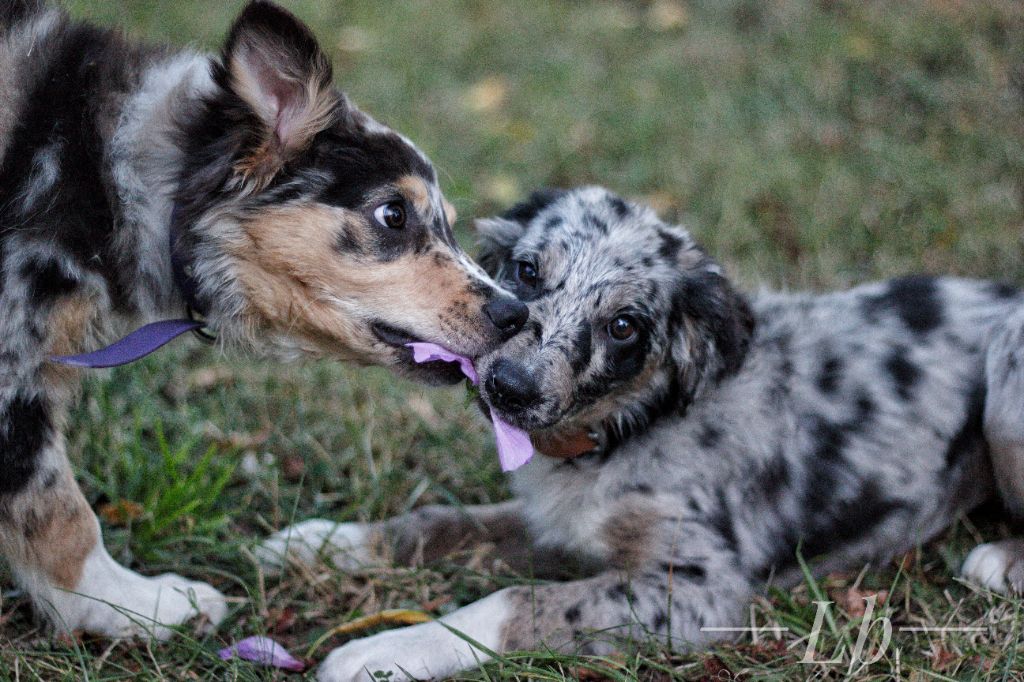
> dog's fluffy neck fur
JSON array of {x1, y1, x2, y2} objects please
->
[{"x1": 108, "y1": 51, "x2": 215, "y2": 323}]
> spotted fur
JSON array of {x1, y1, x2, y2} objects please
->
[
  {"x1": 272, "y1": 186, "x2": 1024, "y2": 681},
  {"x1": 0, "y1": 1, "x2": 523, "y2": 639}
]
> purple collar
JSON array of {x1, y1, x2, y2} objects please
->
[{"x1": 50, "y1": 206, "x2": 214, "y2": 368}]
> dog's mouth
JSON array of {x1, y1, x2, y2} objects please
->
[{"x1": 372, "y1": 322, "x2": 466, "y2": 385}]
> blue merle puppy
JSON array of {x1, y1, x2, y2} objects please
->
[
  {"x1": 0, "y1": 1, "x2": 526, "y2": 640},
  {"x1": 261, "y1": 186, "x2": 1024, "y2": 681}
]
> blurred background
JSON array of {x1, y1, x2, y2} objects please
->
[{"x1": 4, "y1": 1, "x2": 1023, "y2": 678}]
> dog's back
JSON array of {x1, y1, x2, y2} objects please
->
[{"x1": 0, "y1": 2, "x2": 167, "y2": 299}]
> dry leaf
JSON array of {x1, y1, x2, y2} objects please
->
[
  {"x1": 831, "y1": 587, "x2": 889, "y2": 618},
  {"x1": 930, "y1": 644, "x2": 957, "y2": 672},
  {"x1": 280, "y1": 454, "x2": 306, "y2": 482},
  {"x1": 98, "y1": 500, "x2": 145, "y2": 526}
]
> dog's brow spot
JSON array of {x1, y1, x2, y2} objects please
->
[{"x1": 396, "y1": 174, "x2": 433, "y2": 217}]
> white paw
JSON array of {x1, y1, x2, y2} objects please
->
[
  {"x1": 316, "y1": 592, "x2": 509, "y2": 682},
  {"x1": 47, "y1": 547, "x2": 227, "y2": 639},
  {"x1": 255, "y1": 519, "x2": 374, "y2": 575},
  {"x1": 317, "y1": 625, "x2": 451, "y2": 682},
  {"x1": 961, "y1": 541, "x2": 1024, "y2": 594}
]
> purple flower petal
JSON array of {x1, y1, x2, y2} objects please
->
[
  {"x1": 218, "y1": 636, "x2": 306, "y2": 672},
  {"x1": 491, "y1": 413, "x2": 534, "y2": 471},
  {"x1": 406, "y1": 342, "x2": 534, "y2": 471},
  {"x1": 406, "y1": 342, "x2": 478, "y2": 384}
]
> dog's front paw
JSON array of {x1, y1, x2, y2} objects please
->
[
  {"x1": 962, "y1": 540, "x2": 1024, "y2": 594},
  {"x1": 51, "y1": 557, "x2": 228, "y2": 640},
  {"x1": 317, "y1": 624, "x2": 455, "y2": 682},
  {"x1": 317, "y1": 593, "x2": 509, "y2": 681},
  {"x1": 255, "y1": 519, "x2": 376, "y2": 575}
]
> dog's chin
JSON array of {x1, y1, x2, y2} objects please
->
[
  {"x1": 371, "y1": 322, "x2": 468, "y2": 386},
  {"x1": 475, "y1": 394, "x2": 559, "y2": 432}
]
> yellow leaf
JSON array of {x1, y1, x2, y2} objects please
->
[{"x1": 306, "y1": 610, "x2": 433, "y2": 657}]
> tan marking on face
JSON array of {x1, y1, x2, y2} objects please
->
[
  {"x1": 601, "y1": 501, "x2": 658, "y2": 570},
  {"x1": 226, "y1": 203, "x2": 492, "y2": 359},
  {"x1": 396, "y1": 175, "x2": 434, "y2": 219},
  {"x1": 443, "y1": 199, "x2": 458, "y2": 226}
]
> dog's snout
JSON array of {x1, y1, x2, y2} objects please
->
[
  {"x1": 486, "y1": 358, "x2": 541, "y2": 412},
  {"x1": 483, "y1": 297, "x2": 529, "y2": 339}
]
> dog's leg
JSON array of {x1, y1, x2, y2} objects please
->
[
  {"x1": 257, "y1": 501, "x2": 579, "y2": 577},
  {"x1": 0, "y1": 337, "x2": 227, "y2": 638},
  {"x1": 0, "y1": 402, "x2": 227, "y2": 639},
  {"x1": 316, "y1": 557, "x2": 749, "y2": 682},
  {"x1": 963, "y1": 308, "x2": 1024, "y2": 593}
]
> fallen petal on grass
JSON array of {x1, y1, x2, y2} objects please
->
[{"x1": 218, "y1": 636, "x2": 307, "y2": 672}]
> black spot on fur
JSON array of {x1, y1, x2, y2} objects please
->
[
  {"x1": 707, "y1": 490, "x2": 740, "y2": 554},
  {"x1": 861, "y1": 276, "x2": 944, "y2": 335},
  {"x1": 657, "y1": 229, "x2": 683, "y2": 261},
  {"x1": 945, "y1": 382, "x2": 986, "y2": 469},
  {"x1": 810, "y1": 417, "x2": 846, "y2": 462},
  {"x1": 698, "y1": 423, "x2": 723, "y2": 448},
  {"x1": 802, "y1": 478, "x2": 908, "y2": 558},
  {"x1": 501, "y1": 188, "x2": 567, "y2": 225},
  {"x1": 885, "y1": 346, "x2": 921, "y2": 400},
  {"x1": 22, "y1": 259, "x2": 78, "y2": 306},
  {"x1": 757, "y1": 455, "x2": 791, "y2": 502},
  {"x1": 652, "y1": 609, "x2": 668, "y2": 631},
  {"x1": 986, "y1": 281, "x2": 1019, "y2": 299},
  {"x1": 570, "y1": 323, "x2": 592, "y2": 373},
  {"x1": 607, "y1": 582, "x2": 636, "y2": 602},
  {"x1": 854, "y1": 391, "x2": 875, "y2": 422},
  {"x1": 660, "y1": 562, "x2": 707, "y2": 584},
  {"x1": 607, "y1": 195, "x2": 630, "y2": 218},
  {"x1": 585, "y1": 213, "x2": 608, "y2": 235},
  {"x1": 817, "y1": 355, "x2": 844, "y2": 395},
  {"x1": 564, "y1": 604, "x2": 581, "y2": 623},
  {"x1": 0, "y1": 394, "x2": 51, "y2": 496}
]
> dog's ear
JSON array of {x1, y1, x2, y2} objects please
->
[
  {"x1": 474, "y1": 217, "x2": 525, "y2": 277},
  {"x1": 669, "y1": 259, "x2": 755, "y2": 403},
  {"x1": 223, "y1": 1, "x2": 338, "y2": 190},
  {"x1": 474, "y1": 189, "x2": 568, "y2": 276}
]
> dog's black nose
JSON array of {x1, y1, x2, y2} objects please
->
[
  {"x1": 486, "y1": 358, "x2": 541, "y2": 412},
  {"x1": 483, "y1": 297, "x2": 529, "y2": 338}
]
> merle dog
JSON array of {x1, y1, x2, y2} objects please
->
[
  {"x1": 260, "y1": 186, "x2": 1024, "y2": 680},
  {"x1": 0, "y1": 1, "x2": 525, "y2": 640}
]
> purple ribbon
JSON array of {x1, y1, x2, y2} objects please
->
[{"x1": 50, "y1": 319, "x2": 204, "y2": 368}]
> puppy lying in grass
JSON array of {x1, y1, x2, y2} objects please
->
[{"x1": 261, "y1": 186, "x2": 1024, "y2": 681}]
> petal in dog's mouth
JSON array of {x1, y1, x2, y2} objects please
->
[
  {"x1": 371, "y1": 322, "x2": 466, "y2": 384},
  {"x1": 408, "y1": 342, "x2": 534, "y2": 471}
]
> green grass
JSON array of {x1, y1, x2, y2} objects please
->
[{"x1": 2, "y1": 0, "x2": 1024, "y2": 679}]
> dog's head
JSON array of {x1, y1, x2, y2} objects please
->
[
  {"x1": 173, "y1": 1, "x2": 524, "y2": 383},
  {"x1": 475, "y1": 186, "x2": 754, "y2": 443}
]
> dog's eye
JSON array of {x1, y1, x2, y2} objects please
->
[
  {"x1": 514, "y1": 261, "x2": 539, "y2": 288},
  {"x1": 373, "y1": 202, "x2": 406, "y2": 229},
  {"x1": 608, "y1": 315, "x2": 638, "y2": 342}
]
